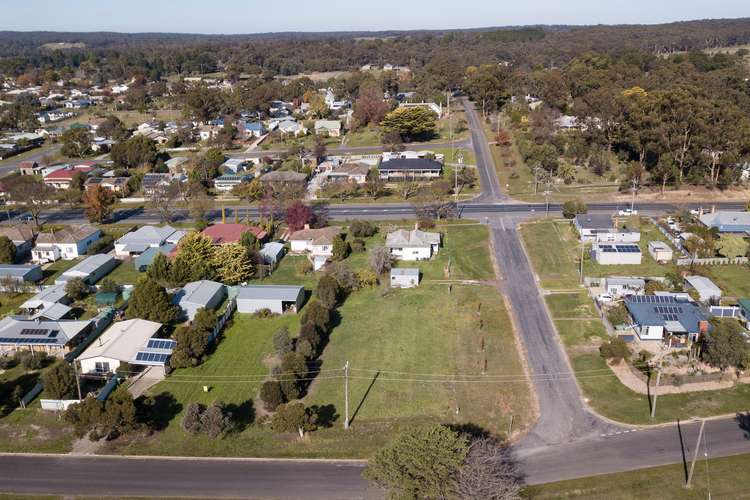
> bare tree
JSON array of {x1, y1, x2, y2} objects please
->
[
  {"x1": 7, "y1": 176, "x2": 55, "y2": 229},
  {"x1": 454, "y1": 438, "x2": 521, "y2": 500},
  {"x1": 369, "y1": 246, "x2": 394, "y2": 275},
  {"x1": 150, "y1": 182, "x2": 181, "y2": 223},
  {"x1": 396, "y1": 180, "x2": 420, "y2": 201}
]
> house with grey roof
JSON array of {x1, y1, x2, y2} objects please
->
[
  {"x1": 390, "y1": 268, "x2": 420, "y2": 288},
  {"x1": 604, "y1": 277, "x2": 645, "y2": 298},
  {"x1": 134, "y1": 244, "x2": 176, "y2": 272},
  {"x1": 699, "y1": 211, "x2": 750, "y2": 234},
  {"x1": 55, "y1": 254, "x2": 118, "y2": 285},
  {"x1": 685, "y1": 276, "x2": 722, "y2": 303},
  {"x1": 236, "y1": 285, "x2": 304, "y2": 314},
  {"x1": 114, "y1": 225, "x2": 183, "y2": 257},
  {"x1": 0, "y1": 224, "x2": 35, "y2": 259},
  {"x1": 173, "y1": 280, "x2": 226, "y2": 321},
  {"x1": 0, "y1": 264, "x2": 43, "y2": 291},
  {"x1": 78, "y1": 319, "x2": 167, "y2": 377},
  {"x1": 573, "y1": 214, "x2": 640, "y2": 243},
  {"x1": 0, "y1": 316, "x2": 92, "y2": 356},
  {"x1": 32, "y1": 225, "x2": 101, "y2": 263},
  {"x1": 385, "y1": 228, "x2": 441, "y2": 261},
  {"x1": 20, "y1": 284, "x2": 69, "y2": 315},
  {"x1": 625, "y1": 295, "x2": 709, "y2": 344}
]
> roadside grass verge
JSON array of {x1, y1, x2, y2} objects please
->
[
  {"x1": 525, "y1": 452, "x2": 750, "y2": 500},
  {"x1": 519, "y1": 221, "x2": 581, "y2": 290}
]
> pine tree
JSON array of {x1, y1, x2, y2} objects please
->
[
  {"x1": 147, "y1": 252, "x2": 172, "y2": 285},
  {"x1": 126, "y1": 276, "x2": 179, "y2": 323},
  {"x1": 213, "y1": 244, "x2": 254, "y2": 285},
  {"x1": 0, "y1": 236, "x2": 16, "y2": 264}
]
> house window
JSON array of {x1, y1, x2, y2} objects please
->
[{"x1": 95, "y1": 362, "x2": 110, "y2": 373}]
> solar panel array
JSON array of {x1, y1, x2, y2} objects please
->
[
  {"x1": 146, "y1": 339, "x2": 176, "y2": 351},
  {"x1": 135, "y1": 351, "x2": 170, "y2": 364},
  {"x1": 597, "y1": 244, "x2": 641, "y2": 254},
  {"x1": 0, "y1": 337, "x2": 53, "y2": 344},
  {"x1": 19, "y1": 328, "x2": 48, "y2": 336},
  {"x1": 628, "y1": 295, "x2": 678, "y2": 304}
]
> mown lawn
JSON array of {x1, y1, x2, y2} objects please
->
[
  {"x1": 526, "y1": 452, "x2": 750, "y2": 500},
  {"x1": 104, "y1": 219, "x2": 533, "y2": 457},
  {"x1": 41, "y1": 258, "x2": 81, "y2": 285},
  {"x1": 701, "y1": 265, "x2": 750, "y2": 300},
  {"x1": 106, "y1": 260, "x2": 143, "y2": 286},
  {"x1": 520, "y1": 221, "x2": 581, "y2": 290}
]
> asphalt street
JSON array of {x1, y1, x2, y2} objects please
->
[
  {"x1": 0, "y1": 455, "x2": 377, "y2": 499},
  {"x1": 462, "y1": 97, "x2": 506, "y2": 201}
]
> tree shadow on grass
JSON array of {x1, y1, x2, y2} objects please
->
[
  {"x1": 348, "y1": 371, "x2": 380, "y2": 427},
  {"x1": 137, "y1": 391, "x2": 182, "y2": 431},
  {"x1": 736, "y1": 411, "x2": 750, "y2": 439},
  {"x1": 227, "y1": 399, "x2": 255, "y2": 432}
]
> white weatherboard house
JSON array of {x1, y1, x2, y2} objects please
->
[
  {"x1": 114, "y1": 225, "x2": 184, "y2": 257},
  {"x1": 78, "y1": 319, "x2": 166, "y2": 376},
  {"x1": 55, "y1": 254, "x2": 118, "y2": 285},
  {"x1": 32, "y1": 225, "x2": 101, "y2": 263},
  {"x1": 573, "y1": 214, "x2": 640, "y2": 243},
  {"x1": 173, "y1": 280, "x2": 226, "y2": 321},
  {"x1": 390, "y1": 268, "x2": 420, "y2": 288},
  {"x1": 236, "y1": 285, "x2": 304, "y2": 314},
  {"x1": 385, "y1": 228, "x2": 441, "y2": 261},
  {"x1": 604, "y1": 277, "x2": 645, "y2": 298},
  {"x1": 288, "y1": 226, "x2": 343, "y2": 271}
]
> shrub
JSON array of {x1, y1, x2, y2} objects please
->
[
  {"x1": 87, "y1": 235, "x2": 114, "y2": 255},
  {"x1": 182, "y1": 402, "x2": 204, "y2": 434},
  {"x1": 357, "y1": 269, "x2": 378, "y2": 288},
  {"x1": 315, "y1": 275, "x2": 340, "y2": 309},
  {"x1": 43, "y1": 362, "x2": 77, "y2": 399},
  {"x1": 350, "y1": 220, "x2": 377, "y2": 238},
  {"x1": 418, "y1": 218, "x2": 435, "y2": 230},
  {"x1": 332, "y1": 235, "x2": 350, "y2": 261},
  {"x1": 296, "y1": 259, "x2": 313, "y2": 275},
  {"x1": 300, "y1": 300, "x2": 330, "y2": 332},
  {"x1": 299, "y1": 322, "x2": 322, "y2": 352},
  {"x1": 351, "y1": 239, "x2": 366, "y2": 253},
  {"x1": 260, "y1": 380, "x2": 285, "y2": 411},
  {"x1": 272, "y1": 326, "x2": 293, "y2": 356},
  {"x1": 562, "y1": 199, "x2": 587, "y2": 219},
  {"x1": 253, "y1": 308, "x2": 277, "y2": 318},
  {"x1": 599, "y1": 338, "x2": 631, "y2": 362},
  {"x1": 19, "y1": 351, "x2": 47, "y2": 370},
  {"x1": 98, "y1": 278, "x2": 120, "y2": 294},
  {"x1": 64, "y1": 277, "x2": 89, "y2": 301},
  {"x1": 271, "y1": 402, "x2": 318, "y2": 434}
]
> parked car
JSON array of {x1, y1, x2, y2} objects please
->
[
  {"x1": 618, "y1": 208, "x2": 638, "y2": 216},
  {"x1": 689, "y1": 208, "x2": 701, "y2": 216},
  {"x1": 597, "y1": 293, "x2": 614, "y2": 304}
]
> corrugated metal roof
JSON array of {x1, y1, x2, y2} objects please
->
[{"x1": 237, "y1": 285, "x2": 303, "y2": 302}]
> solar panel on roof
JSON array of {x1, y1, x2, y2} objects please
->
[
  {"x1": 48, "y1": 330, "x2": 59, "y2": 338},
  {"x1": 19, "y1": 328, "x2": 48, "y2": 336},
  {"x1": 146, "y1": 339, "x2": 176, "y2": 351}
]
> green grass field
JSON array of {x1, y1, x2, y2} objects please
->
[
  {"x1": 107, "y1": 260, "x2": 143, "y2": 286},
  {"x1": 41, "y1": 258, "x2": 81, "y2": 285},
  {"x1": 104, "y1": 221, "x2": 532, "y2": 457},
  {"x1": 526, "y1": 452, "x2": 750, "y2": 499}
]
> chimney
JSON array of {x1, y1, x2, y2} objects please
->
[
  {"x1": 699, "y1": 320, "x2": 709, "y2": 335},
  {"x1": 304, "y1": 223, "x2": 310, "y2": 230}
]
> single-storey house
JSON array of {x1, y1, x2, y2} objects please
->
[
  {"x1": 288, "y1": 226, "x2": 342, "y2": 270},
  {"x1": 236, "y1": 285, "x2": 304, "y2": 314},
  {"x1": 142, "y1": 173, "x2": 173, "y2": 196},
  {"x1": 314, "y1": 120, "x2": 342, "y2": 137},
  {"x1": 55, "y1": 254, "x2": 118, "y2": 285},
  {"x1": 648, "y1": 241, "x2": 673, "y2": 263},
  {"x1": 385, "y1": 228, "x2": 441, "y2": 261},
  {"x1": 325, "y1": 162, "x2": 370, "y2": 184},
  {"x1": 604, "y1": 277, "x2": 645, "y2": 298},
  {"x1": 173, "y1": 280, "x2": 226, "y2": 321},
  {"x1": 378, "y1": 158, "x2": 443, "y2": 180},
  {"x1": 685, "y1": 276, "x2": 722, "y2": 303},
  {"x1": 260, "y1": 242, "x2": 285, "y2": 268},
  {"x1": 221, "y1": 159, "x2": 248, "y2": 174},
  {"x1": 0, "y1": 224, "x2": 35, "y2": 258},
  {"x1": 77, "y1": 319, "x2": 165, "y2": 376},
  {"x1": 699, "y1": 211, "x2": 750, "y2": 234},
  {"x1": 0, "y1": 316, "x2": 92, "y2": 356},
  {"x1": 214, "y1": 174, "x2": 252, "y2": 192},
  {"x1": 259, "y1": 171, "x2": 307, "y2": 190},
  {"x1": 390, "y1": 268, "x2": 420, "y2": 288},
  {"x1": 573, "y1": 214, "x2": 640, "y2": 243},
  {"x1": 590, "y1": 244, "x2": 642, "y2": 265},
  {"x1": 165, "y1": 157, "x2": 190, "y2": 175},
  {"x1": 202, "y1": 224, "x2": 267, "y2": 246},
  {"x1": 625, "y1": 295, "x2": 709, "y2": 344},
  {"x1": 19, "y1": 160, "x2": 42, "y2": 176},
  {"x1": 84, "y1": 177, "x2": 129, "y2": 193},
  {"x1": 43, "y1": 166, "x2": 93, "y2": 189},
  {"x1": 32, "y1": 225, "x2": 101, "y2": 263},
  {"x1": 0, "y1": 264, "x2": 43, "y2": 291},
  {"x1": 133, "y1": 244, "x2": 176, "y2": 272},
  {"x1": 115, "y1": 225, "x2": 183, "y2": 257}
]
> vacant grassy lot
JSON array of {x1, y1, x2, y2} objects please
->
[
  {"x1": 105, "y1": 220, "x2": 532, "y2": 457},
  {"x1": 107, "y1": 260, "x2": 143, "y2": 286},
  {"x1": 526, "y1": 452, "x2": 750, "y2": 499},
  {"x1": 0, "y1": 292, "x2": 33, "y2": 317},
  {"x1": 701, "y1": 265, "x2": 750, "y2": 300}
]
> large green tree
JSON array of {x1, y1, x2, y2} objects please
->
[
  {"x1": 111, "y1": 135, "x2": 158, "y2": 169},
  {"x1": 0, "y1": 236, "x2": 16, "y2": 264},
  {"x1": 380, "y1": 107, "x2": 437, "y2": 142},
  {"x1": 126, "y1": 276, "x2": 179, "y2": 323}
]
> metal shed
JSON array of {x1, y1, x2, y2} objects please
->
[{"x1": 236, "y1": 285, "x2": 304, "y2": 314}]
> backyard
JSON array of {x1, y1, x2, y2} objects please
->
[{"x1": 103, "y1": 221, "x2": 533, "y2": 457}]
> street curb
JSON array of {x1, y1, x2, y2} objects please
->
[{"x1": 0, "y1": 452, "x2": 368, "y2": 464}]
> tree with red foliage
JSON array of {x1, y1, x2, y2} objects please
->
[{"x1": 285, "y1": 201, "x2": 313, "y2": 232}]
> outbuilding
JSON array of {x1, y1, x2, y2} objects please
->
[
  {"x1": 590, "y1": 244, "x2": 642, "y2": 265},
  {"x1": 55, "y1": 254, "x2": 118, "y2": 285},
  {"x1": 173, "y1": 280, "x2": 226, "y2": 321},
  {"x1": 236, "y1": 285, "x2": 304, "y2": 314},
  {"x1": 685, "y1": 276, "x2": 722, "y2": 303},
  {"x1": 0, "y1": 264, "x2": 43, "y2": 291},
  {"x1": 390, "y1": 268, "x2": 420, "y2": 288},
  {"x1": 648, "y1": 241, "x2": 673, "y2": 263}
]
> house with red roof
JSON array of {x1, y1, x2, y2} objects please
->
[
  {"x1": 43, "y1": 166, "x2": 94, "y2": 189},
  {"x1": 201, "y1": 224, "x2": 267, "y2": 246}
]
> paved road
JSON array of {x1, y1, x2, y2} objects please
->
[
  {"x1": 461, "y1": 97, "x2": 506, "y2": 201},
  {"x1": 490, "y1": 221, "x2": 621, "y2": 449},
  {"x1": 0, "y1": 144, "x2": 61, "y2": 177},
  {"x1": 0, "y1": 455, "x2": 377, "y2": 499}
]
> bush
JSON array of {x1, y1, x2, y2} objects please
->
[
  {"x1": 260, "y1": 380, "x2": 285, "y2": 411},
  {"x1": 43, "y1": 362, "x2": 77, "y2": 399},
  {"x1": 296, "y1": 259, "x2": 313, "y2": 275},
  {"x1": 64, "y1": 277, "x2": 89, "y2": 301},
  {"x1": 272, "y1": 326, "x2": 293, "y2": 356},
  {"x1": 181, "y1": 400, "x2": 233, "y2": 438},
  {"x1": 271, "y1": 402, "x2": 318, "y2": 434},
  {"x1": 299, "y1": 322, "x2": 322, "y2": 353},
  {"x1": 253, "y1": 308, "x2": 277, "y2": 318},
  {"x1": 19, "y1": 351, "x2": 48, "y2": 370},
  {"x1": 599, "y1": 338, "x2": 631, "y2": 362},
  {"x1": 351, "y1": 238, "x2": 366, "y2": 253},
  {"x1": 300, "y1": 300, "x2": 330, "y2": 332},
  {"x1": 315, "y1": 275, "x2": 340, "y2": 309},
  {"x1": 357, "y1": 269, "x2": 379, "y2": 288},
  {"x1": 87, "y1": 235, "x2": 114, "y2": 255},
  {"x1": 332, "y1": 235, "x2": 350, "y2": 261},
  {"x1": 562, "y1": 199, "x2": 587, "y2": 219},
  {"x1": 418, "y1": 218, "x2": 436, "y2": 230},
  {"x1": 350, "y1": 220, "x2": 378, "y2": 238},
  {"x1": 98, "y1": 278, "x2": 120, "y2": 294},
  {"x1": 0, "y1": 356, "x2": 17, "y2": 370}
]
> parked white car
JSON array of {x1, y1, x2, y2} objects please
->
[
  {"x1": 597, "y1": 293, "x2": 614, "y2": 304},
  {"x1": 618, "y1": 208, "x2": 638, "y2": 216}
]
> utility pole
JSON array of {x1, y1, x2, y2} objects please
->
[
  {"x1": 543, "y1": 172, "x2": 552, "y2": 216},
  {"x1": 650, "y1": 369, "x2": 661, "y2": 419},
  {"x1": 74, "y1": 361, "x2": 82, "y2": 401},
  {"x1": 343, "y1": 361, "x2": 350, "y2": 430},
  {"x1": 630, "y1": 177, "x2": 639, "y2": 212},
  {"x1": 579, "y1": 241, "x2": 585, "y2": 284},
  {"x1": 686, "y1": 419, "x2": 706, "y2": 489}
]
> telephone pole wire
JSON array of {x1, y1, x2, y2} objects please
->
[{"x1": 686, "y1": 419, "x2": 706, "y2": 489}]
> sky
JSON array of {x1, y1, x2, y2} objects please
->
[{"x1": 3, "y1": 0, "x2": 750, "y2": 34}]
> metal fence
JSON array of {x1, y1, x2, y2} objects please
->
[
  {"x1": 676, "y1": 256, "x2": 749, "y2": 266},
  {"x1": 209, "y1": 298, "x2": 237, "y2": 343}
]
